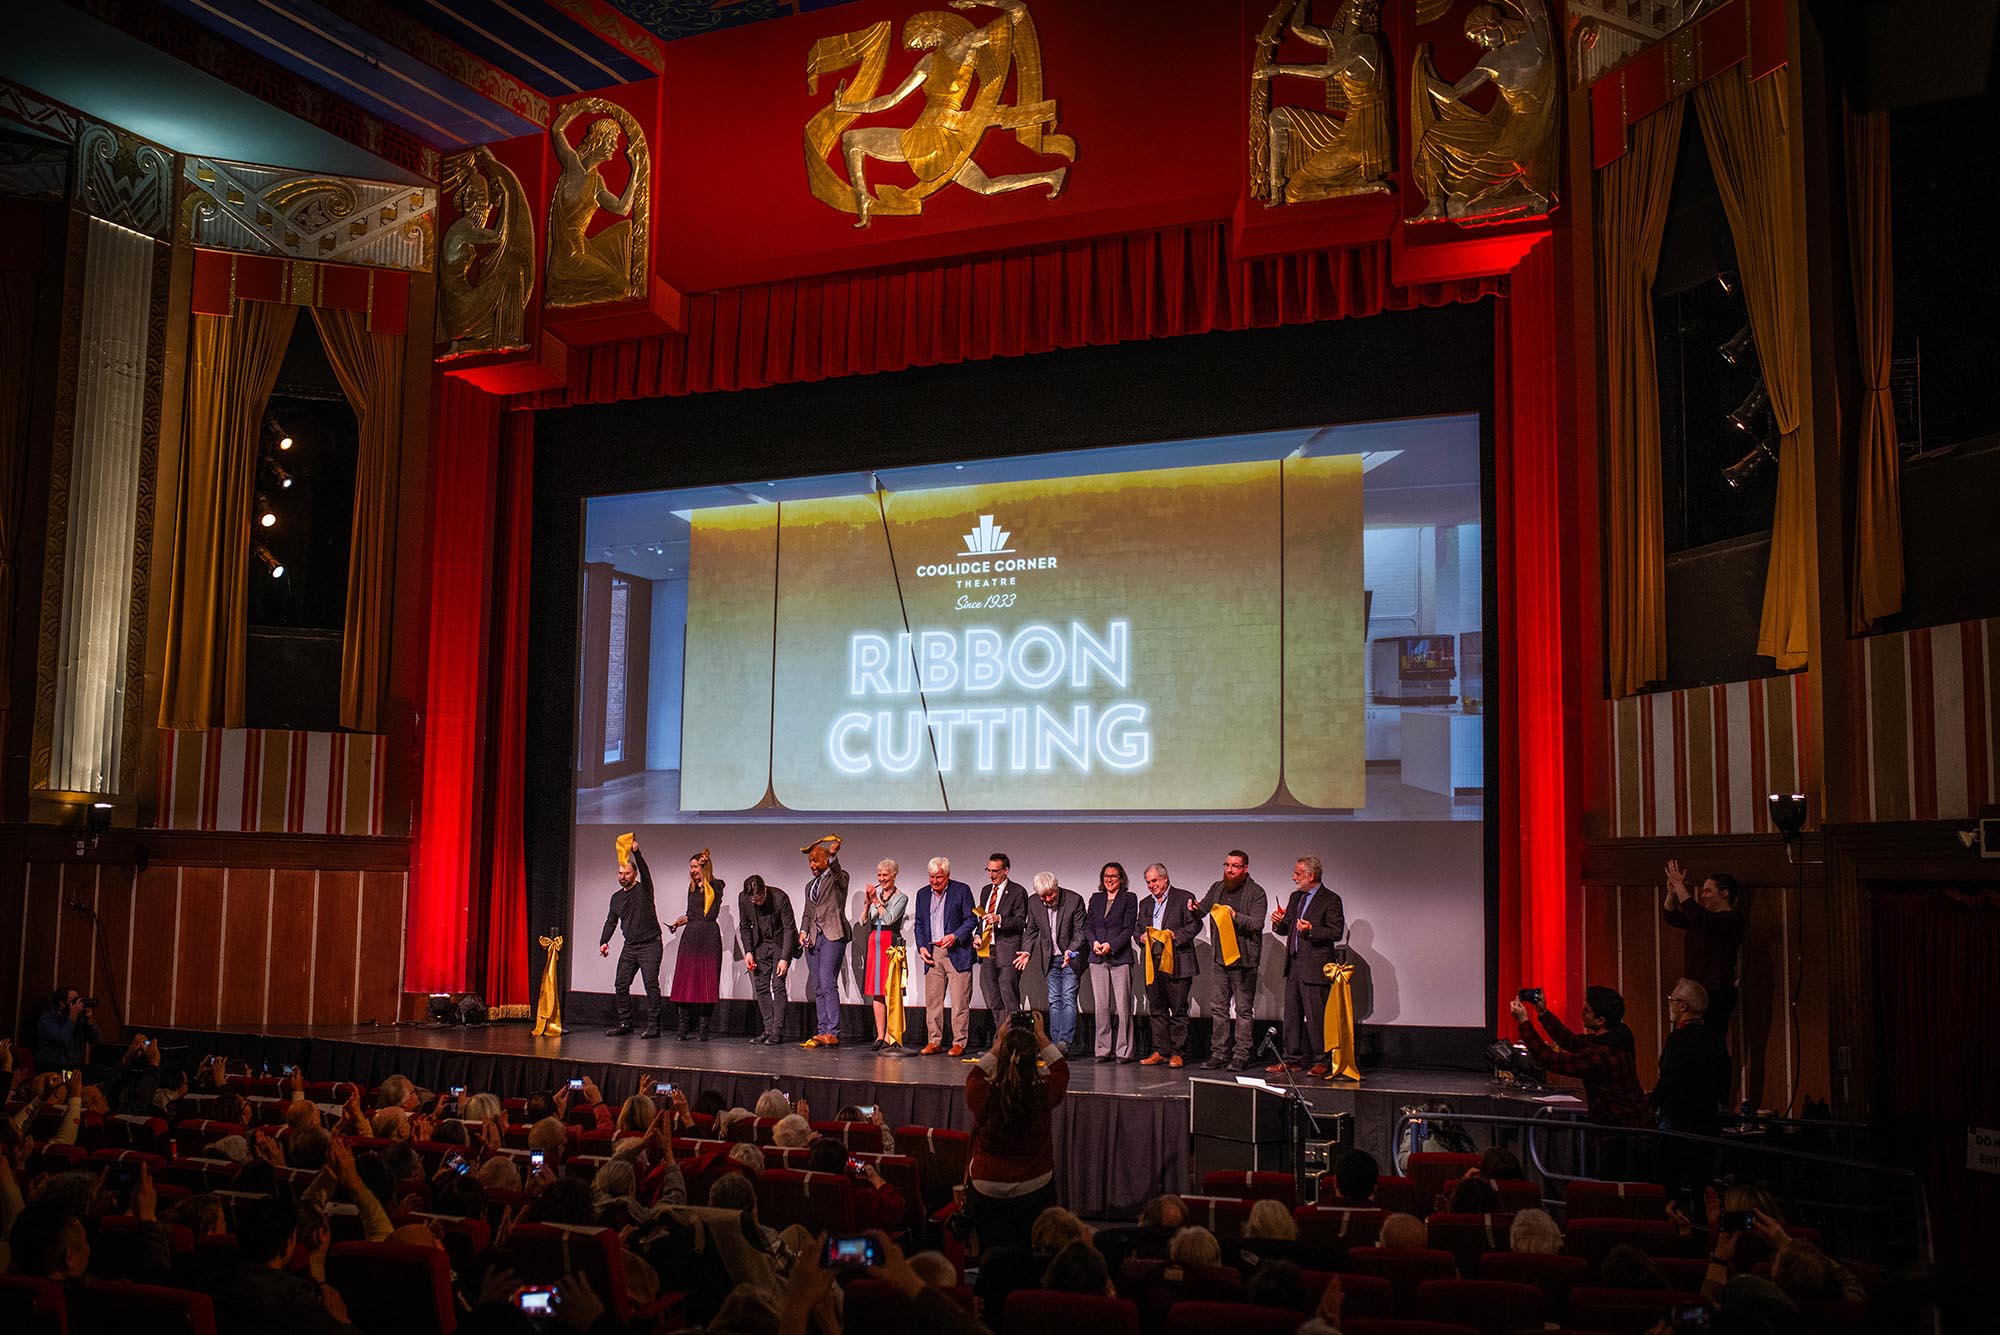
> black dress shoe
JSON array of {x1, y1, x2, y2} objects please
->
[
  {"x1": 1095, "y1": 1055, "x2": 1116, "y2": 1064},
  {"x1": 605, "y1": 1024, "x2": 634, "y2": 1037},
  {"x1": 1118, "y1": 1056, "x2": 1139, "y2": 1064},
  {"x1": 1226, "y1": 1060, "x2": 1248, "y2": 1072},
  {"x1": 1201, "y1": 1057, "x2": 1228, "y2": 1070}
]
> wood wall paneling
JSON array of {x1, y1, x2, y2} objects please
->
[
  {"x1": 173, "y1": 867, "x2": 226, "y2": 1030},
  {"x1": 264, "y1": 869, "x2": 317, "y2": 1026},
  {"x1": 313, "y1": 870, "x2": 362, "y2": 1026},
  {"x1": 126, "y1": 864, "x2": 180, "y2": 1030},
  {"x1": 18, "y1": 863, "x2": 60, "y2": 1037},
  {"x1": 356, "y1": 870, "x2": 407, "y2": 1025},
  {"x1": 218, "y1": 869, "x2": 273, "y2": 1026}
]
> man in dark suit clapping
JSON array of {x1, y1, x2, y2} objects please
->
[{"x1": 1268, "y1": 855, "x2": 1346, "y2": 1076}]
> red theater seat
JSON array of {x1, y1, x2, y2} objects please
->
[
  {"x1": 0, "y1": 1273, "x2": 68, "y2": 1335},
  {"x1": 172, "y1": 1120, "x2": 248, "y2": 1158},
  {"x1": 1345, "y1": 1247, "x2": 1458, "y2": 1315},
  {"x1": 326, "y1": 1241, "x2": 456, "y2": 1335},
  {"x1": 1567, "y1": 1287, "x2": 1686, "y2": 1334},
  {"x1": 506, "y1": 1222, "x2": 674, "y2": 1323},
  {"x1": 103, "y1": 1114, "x2": 173, "y2": 1157},
  {"x1": 1295, "y1": 1204, "x2": 1386, "y2": 1252},
  {"x1": 1373, "y1": 1175, "x2": 1426, "y2": 1217},
  {"x1": 1199, "y1": 1170, "x2": 1298, "y2": 1208},
  {"x1": 1308, "y1": 1271, "x2": 1394, "y2": 1319},
  {"x1": 899, "y1": 1125, "x2": 972, "y2": 1212},
  {"x1": 1444, "y1": 1175, "x2": 1542, "y2": 1213},
  {"x1": 1423, "y1": 1212, "x2": 1515, "y2": 1276},
  {"x1": 1563, "y1": 1180, "x2": 1666, "y2": 1221},
  {"x1": 1340, "y1": 1321, "x2": 1480, "y2": 1335},
  {"x1": 1408, "y1": 1153, "x2": 1483, "y2": 1207},
  {"x1": 1002, "y1": 1290, "x2": 1140, "y2": 1335},
  {"x1": 1166, "y1": 1300, "x2": 1305, "y2": 1335},
  {"x1": 758, "y1": 1168, "x2": 858, "y2": 1233},
  {"x1": 69, "y1": 1280, "x2": 216, "y2": 1335},
  {"x1": 812, "y1": 1120, "x2": 886, "y2": 1151},
  {"x1": 1474, "y1": 1251, "x2": 1590, "y2": 1322},
  {"x1": 1562, "y1": 1219, "x2": 1680, "y2": 1271},
  {"x1": 1179, "y1": 1194, "x2": 1253, "y2": 1238},
  {"x1": 1415, "y1": 1278, "x2": 1545, "y2": 1335}
]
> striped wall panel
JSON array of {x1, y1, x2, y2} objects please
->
[
  {"x1": 155, "y1": 730, "x2": 385, "y2": 835},
  {"x1": 1605, "y1": 674, "x2": 1813, "y2": 838},
  {"x1": 1855, "y1": 617, "x2": 2000, "y2": 822},
  {"x1": 4, "y1": 860, "x2": 407, "y2": 1040}
]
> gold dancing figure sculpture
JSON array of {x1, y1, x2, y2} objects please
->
[
  {"x1": 805, "y1": 0, "x2": 1076, "y2": 228},
  {"x1": 438, "y1": 146, "x2": 535, "y2": 356},
  {"x1": 546, "y1": 99, "x2": 649, "y2": 307},
  {"x1": 1407, "y1": 0, "x2": 1559, "y2": 226},
  {"x1": 1251, "y1": 0, "x2": 1392, "y2": 205}
]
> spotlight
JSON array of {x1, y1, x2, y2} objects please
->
[
  {"x1": 1768, "y1": 792, "x2": 1808, "y2": 842},
  {"x1": 253, "y1": 544, "x2": 285, "y2": 579},
  {"x1": 1716, "y1": 270, "x2": 1738, "y2": 295},
  {"x1": 426, "y1": 993, "x2": 453, "y2": 1023},
  {"x1": 269, "y1": 462, "x2": 294, "y2": 489},
  {"x1": 1718, "y1": 326, "x2": 1755, "y2": 366},
  {"x1": 1726, "y1": 383, "x2": 1769, "y2": 434},
  {"x1": 1722, "y1": 440, "x2": 1777, "y2": 490},
  {"x1": 257, "y1": 495, "x2": 277, "y2": 528},
  {"x1": 265, "y1": 413, "x2": 293, "y2": 451}
]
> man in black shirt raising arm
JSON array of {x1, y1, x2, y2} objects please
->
[{"x1": 601, "y1": 833, "x2": 664, "y2": 1038}]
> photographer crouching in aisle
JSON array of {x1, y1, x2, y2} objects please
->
[{"x1": 1511, "y1": 985, "x2": 1650, "y2": 1176}]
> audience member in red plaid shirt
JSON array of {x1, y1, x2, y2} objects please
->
[{"x1": 1510, "y1": 986, "x2": 1651, "y2": 1128}]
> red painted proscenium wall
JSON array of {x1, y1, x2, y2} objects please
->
[{"x1": 407, "y1": 0, "x2": 1598, "y2": 1025}]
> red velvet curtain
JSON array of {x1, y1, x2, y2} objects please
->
[
  {"x1": 523, "y1": 222, "x2": 1500, "y2": 407},
  {"x1": 408, "y1": 377, "x2": 504, "y2": 994},
  {"x1": 482, "y1": 410, "x2": 535, "y2": 1009},
  {"x1": 1495, "y1": 238, "x2": 1586, "y2": 1026}
]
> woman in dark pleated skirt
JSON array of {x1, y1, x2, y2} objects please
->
[{"x1": 668, "y1": 850, "x2": 725, "y2": 1040}]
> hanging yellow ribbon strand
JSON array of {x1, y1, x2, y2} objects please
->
[
  {"x1": 884, "y1": 945, "x2": 908, "y2": 1045},
  {"x1": 1143, "y1": 927, "x2": 1176, "y2": 986},
  {"x1": 533, "y1": 934, "x2": 565, "y2": 1037},
  {"x1": 1320, "y1": 961, "x2": 1361, "y2": 1081},
  {"x1": 1209, "y1": 904, "x2": 1240, "y2": 967},
  {"x1": 697, "y1": 848, "x2": 715, "y2": 916}
]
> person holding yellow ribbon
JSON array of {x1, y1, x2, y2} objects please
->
[
  {"x1": 1268, "y1": 855, "x2": 1347, "y2": 1077},
  {"x1": 667, "y1": 850, "x2": 725, "y2": 1041},
  {"x1": 737, "y1": 874, "x2": 797, "y2": 1046},
  {"x1": 1136, "y1": 863, "x2": 1203, "y2": 1069},
  {"x1": 599, "y1": 834, "x2": 662, "y2": 1039},
  {"x1": 971, "y1": 853, "x2": 1029, "y2": 1055},
  {"x1": 863, "y1": 858, "x2": 910, "y2": 1051},
  {"x1": 1193, "y1": 850, "x2": 1267, "y2": 1072}
]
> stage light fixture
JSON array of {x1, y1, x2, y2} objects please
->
[
  {"x1": 253, "y1": 544, "x2": 285, "y2": 579},
  {"x1": 269, "y1": 461, "x2": 294, "y2": 489},
  {"x1": 1768, "y1": 792, "x2": 1808, "y2": 842},
  {"x1": 1726, "y1": 383, "x2": 1769, "y2": 434},
  {"x1": 426, "y1": 994, "x2": 453, "y2": 1023},
  {"x1": 1721, "y1": 440, "x2": 1777, "y2": 490},
  {"x1": 257, "y1": 495, "x2": 277, "y2": 528},
  {"x1": 1718, "y1": 325, "x2": 1754, "y2": 366},
  {"x1": 265, "y1": 413, "x2": 293, "y2": 451},
  {"x1": 1716, "y1": 270, "x2": 1738, "y2": 295}
]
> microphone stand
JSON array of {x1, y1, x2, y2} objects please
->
[{"x1": 1256, "y1": 1029, "x2": 1318, "y2": 1203}]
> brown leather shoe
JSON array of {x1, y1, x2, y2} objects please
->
[
  {"x1": 821, "y1": 1035, "x2": 839, "y2": 1047},
  {"x1": 1307, "y1": 1064, "x2": 1328, "y2": 1077},
  {"x1": 948, "y1": 1044, "x2": 966, "y2": 1057},
  {"x1": 1140, "y1": 1052, "x2": 1165, "y2": 1066},
  {"x1": 1168, "y1": 1055, "x2": 1184, "y2": 1069},
  {"x1": 1265, "y1": 1062, "x2": 1296, "y2": 1074},
  {"x1": 920, "y1": 1043, "x2": 942, "y2": 1055}
]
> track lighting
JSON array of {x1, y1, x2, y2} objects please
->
[
  {"x1": 265, "y1": 414, "x2": 293, "y2": 451},
  {"x1": 253, "y1": 544, "x2": 285, "y2": 579},
  {"x1": 1716, "y1": 270, "x2": 1738, "y2": 296},
  {"x1": 269, "y1": 461, "x2": 294, "y2": 489},
  {"x1": 1722, "y1": 440, "x2": 1777, "y2": 490},
  {"x1": 257, "y1": 495, "x2": 277, "y2": 529},
  {"x1": 1726, "y1": 383, "x2": 1769, "y2": 435},
  {"x1": 1718, "y1": 326, "x2": 1754, "y2": 366}
]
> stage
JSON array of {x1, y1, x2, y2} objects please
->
[{"x1": 151, "y1": 1018, "x2": 1546, "y2": 1218}]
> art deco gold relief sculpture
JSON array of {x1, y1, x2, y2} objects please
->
[
  {"x1": 805, "y1": 0, "x2": 1075, "y2": 228},
  {"x1": 546, "y1": 99, "x2": 649, "y2": 307},
  {"x1": 1251, "y1": 0, "x2": 1392, "y2": 205},
  {"x1": 438, "y1": 146, "x2": 535, "y2": 356},
  {"x1": 1408, "y1": 0, "x2": 1559, "y2": 225}
]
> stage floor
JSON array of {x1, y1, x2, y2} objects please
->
[{"x1": 152, "y1": 1020, "x2": 1534, "y2": 1218}]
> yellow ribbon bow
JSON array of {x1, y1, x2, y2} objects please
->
[
  {"x1": 1320, "y1": 960, "x2": 1362, "y2": 1081},
  {"x1": 533, "y1": 934, "x2": 565, "y2": 1037},
  {"x1": 1209, "y1": 903, "x2": 1240, "y2": 967},
  {"x1": 614, "y1": 832, "x2": 636, "y2": 871},
  {"x1": 1143, "y1": 926, "x2": 1177, "y2": 986},
  {"x1": 696, "y1": 848, "x2": 715, "y2": 916},
  {"x1": 798, "y1": 832, "x2": 843, "y2": 855},
  {"x1": 976, "y1": 885, "x2": 999, "y2": 958},
  {"x1": 884, "y1": 945, "x2": 908, "y2": 1045}
]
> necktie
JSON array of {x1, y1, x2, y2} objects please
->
[{"x1": 1291, "y1": 888, "x2": 1316, "y2": 954}]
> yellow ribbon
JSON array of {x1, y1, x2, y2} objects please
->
[
  {"x1": 697, "y1": 848, "x2": 715, "y2": 916},
  {"x1": 1320, "y1": 961, "x2": 1361, "y2": 1081},
  {"x1": 798, "y1": 832, "x2": 843, "y2": 855},
  {"x1": 884, "y1": 945, "x2": 908, "y2": 1044},
  {"x1": 1209, "y1": 904, "x2": 1240, "y2": 967},
  {"x1": 533, "y1": 934, "x2": 565, "y2": 1036},
  {"x1": 614, "y1": 833, "x2": 636, "y2": 871},
  {"x1": 975, "y1": 886, "x2": 998, "y2": 958},
  {"x1": 1143, "y1": 927, "x2": 1176, "y2": 986}
]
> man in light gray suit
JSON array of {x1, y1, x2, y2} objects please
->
[{"x1": 1016, "y1": 871, "x2": 1089, "y2": 1055}]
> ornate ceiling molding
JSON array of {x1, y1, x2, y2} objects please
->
[
  {"x1": 183, "y1": 158, "x2": 438, "y2": 271},
  {"x1": 0, "y1": 77, "x2": 84, "y2": 143},
  {"x1": 77, "y1": 122, "x2": 176, "y2": 239}
]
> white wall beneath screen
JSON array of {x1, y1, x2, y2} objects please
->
[{"x1": 567, "y1": 818, "x2": 1484, "y2": 1029}]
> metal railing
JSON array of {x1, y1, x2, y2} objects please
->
[{"x1": 1393, "y1": 1108, "x2": 1931, "y2": 1266}]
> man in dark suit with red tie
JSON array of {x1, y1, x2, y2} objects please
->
[{"x1": 1268, "y1": 855, "x2": 1346, "y2": 1075}]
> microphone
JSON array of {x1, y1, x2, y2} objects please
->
[{"x1": 1258, "y1": 1028, "x2": 1281, "y2": 1058}]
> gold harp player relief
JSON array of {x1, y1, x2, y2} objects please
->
[
  {"x1": 438, "y1": 146, "x2": 534, "y2": 356},
  {"x1": 804, "y1": 0, "x2": 1076, "y2": 228},
  {"x1": 546, "y1": 98, "x2": 649, "y2": 307},
  {"x1": 1407, "y1": 0, "x2": 1559, "y2": 225},
  {"x1": 1251, "y1": 0, "x2": 1392, "y2": 206}
]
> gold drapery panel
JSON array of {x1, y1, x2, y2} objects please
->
[
  {"x1": 158, "y1": 304, "x2": 298, "y2": 730},
  {"x1": 1846, "y1": 105, "x2": 1902, "y2": 631},
  {"x1": 1596, "y1": 101, "x2": 1683, "y2": 697},
  {"x1": 310, "y1": 307, "x2": 405, "y2": 733},
  {"x1": 1696, "y1": 65, "x2": 1812, "y2": 670},
  {"x1": 0, "y1": 271, "x2": 34, "y2": 718}
]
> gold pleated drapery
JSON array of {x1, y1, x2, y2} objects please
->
[
  {"x1": 1846, "y1": 104, "x2": 1902, "y2": 631},
  {"x1": 1596, "y1": 102, "x2": 1684, "y2": 697},
  {"x1": 158, "y1": 304, "x2": 299, "y2": 730},
  {"x1": 1696, "y1": 64, "x2": 1812, "y2": 670},
  {"x1": 310, "y1": 307, "x2": 405, "y2": 734}
]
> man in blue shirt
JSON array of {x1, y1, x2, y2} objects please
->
[
  {"x1": 914, "y1": 856, "x2": 976, "y2": 1055},
  {"x1": 35, "y1": 987, "x2": 98, "y2": 1072}
]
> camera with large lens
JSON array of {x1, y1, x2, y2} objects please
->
[{"x1": 81, "y1": 997, "x2": 99, "y2": 1008}]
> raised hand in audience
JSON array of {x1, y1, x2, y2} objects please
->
[
  {"x1": 793, "y1": 1096, "x2": 811, "y2": 1122},
  {"x1": 867, "y1": 1229, "x2": 923, "y2": 1298},
  {"x1": 253, "y1": 1127, "x2": 287, "y2": 1167},
  {"x1": 580, "y1": 1075, "x2": 604, "y2": 1107},
  {"x1": 779, "y1": 1234, "x2": 839, "y2": 1335},
  {"x1": 1748, "y1": 1209, "x2": 1791, "y2": 1250},
  {"x1": 130, "y1": 1162, "x2": 157, "y2": 1222},
  {"x1": 285, "y1": 1067, "x2": 307, "y2": 1099},
  {"x1": 669, "y1": 1087, "x2": 693, "y2": 1131},
  {"x1": 1315, "y1": 1272, "x2": 1345, "y2": 1327},
  {"x1": 556, "y1": 1271, "x2": 605, "y2": 1331}
]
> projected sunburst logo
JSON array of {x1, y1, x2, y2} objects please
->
[{"x1": 960, "y1": 515, "x2": 1014, "y2": 556}]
